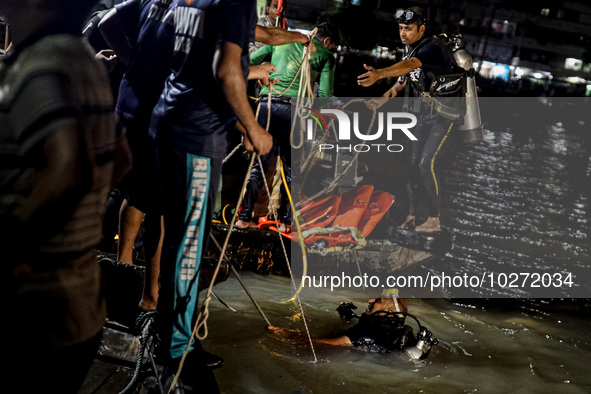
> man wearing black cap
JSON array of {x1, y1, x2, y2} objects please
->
[{"x1": 358, "y1": 6, "x2": 461, "y2": 234}]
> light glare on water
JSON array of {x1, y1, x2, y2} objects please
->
[{"x1": 204, "y1": 273, "x2": 591, "y2": 393}]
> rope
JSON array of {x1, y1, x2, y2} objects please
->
[
  {"x1": 299, "y1": 117, "x2": 334, "y2": 178},
  {"x1": 249, "y1": 153, "x2": 317, "y2": 362},
  {"x1": 212, "y1": 290, "x2": 237, "y2": 312},
  {"x1": 119, "y1": 311, "x2": 160, "y2": 394},
  {"x1": 208, "y1": 232, "x2": 271, "y2": 325},
  {"x1": 267, "y1": 28, "x2": 317, "y2": 97},
  {"x1": 275, "y1": 159, "x2": 307, "y2": 301},
  {"x1": 297, "y1": 98, "x2": 378, "y2": 207},
  {"x1": 222, "y1": 142, "x2": 243, "y2": 164},
  {"x1": 266, "y1": 28, "x2": 318, "y2": 150},
  {"x1": 253, "y1": 86, "x2": 317, "y2": 359},
  {"x1": 278, "y1": 159, "x2": 317, "y2": 362},
  {"x1": 168, "y1": 33, "x2": 323, "y2": 389},
  {"x1": 221, "y1": 204, "x2": 234, "y2": 225},
  {"x1": 353, "y1": 249, "x2": 365, "y2": 291},
  {"x1": 167, "y1": 153, "x2": 256, "y2": 393}
]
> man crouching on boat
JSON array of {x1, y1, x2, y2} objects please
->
[{"x1": 267, "y1": 289, "x2": 437, "y2": 359}]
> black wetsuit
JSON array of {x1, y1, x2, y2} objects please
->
[
  {"x1": 345, "y1": 312, "x2": 417, "y2": 352},
  {"x1": 404, "y1": 37, "x2": 458, "y2": 218}
]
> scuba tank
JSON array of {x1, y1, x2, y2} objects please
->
[
  {"x1": 445, "y1": 34, "x2": 484, "y2": 144},
  {"x1": 406, "y1": 327, "x2": 438, "y2": 360},
  {"x1": 336, "y1": 300, "x2": 438, "y2": 359}
]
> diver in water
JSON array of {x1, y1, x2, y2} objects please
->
[{"x1": 267, "y1": 289, "x2": 437, "y2": 359}]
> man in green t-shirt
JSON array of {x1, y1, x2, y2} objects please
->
[{"x1": 236, "y1": 22, "x2": 340, "y2": 232}]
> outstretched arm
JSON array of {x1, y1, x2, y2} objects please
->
[
  {"x1": 313, "y1": 336, "x2": 353, "y2": 346},
  {"x1": 255, "y1": 25, "x2": 310, "y2": 47},
  {"x1": 267, "y1": 325, "x2": 354, "y2": 347},
  {"x1": 357, "y1": 57, "x2": 422, "y2": 87},
  {"x1": 255, "y1": 26, "x2": 316, "y2": 53}
]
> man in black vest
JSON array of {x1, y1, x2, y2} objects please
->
[{"x1": 358, "y1": 6, "x2": 460, "y2": 233}]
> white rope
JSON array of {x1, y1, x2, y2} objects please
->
[
  {"x1": 256, "y1": 75, "x2": 318, "y2": 359},
  {"x1": 257, "y1": 156, "x2": 317, "y2": 363},
  {"x1": 167, "y1": 79, "x2": 325, "y2": 388},
  {"x1": 266, "y1": 28, "x2": 318, "y2": 150},
  {"x1": 208, "y1": 233, "x2": 270, "y2": 325},
  {"x1": 222, "y1": 142, "x2": 243, "y2": 164},
  {"x1": 297, "y1": 98, "x2": 378, "y2": 207},
  {"x1": 167, "y1": 153, "x2": 256, "y2": 393}
]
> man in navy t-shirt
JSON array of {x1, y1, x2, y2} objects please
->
[
  {"x1": 148, "y1": 0, "x2": 274, "y2": 389},
  {"x1": 358, "y1": 6, "x2": 459, "y2": 234}
]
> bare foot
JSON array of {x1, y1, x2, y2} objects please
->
[
  {"x1": 415, "y1": 216, "x2": 441, "y2": 233},
  {"x1": 235, "y1": 219, "x2": 258, "y2": 229},
  {"x1": 138, "y1": 298, "x2": 158, "y2": 312}
]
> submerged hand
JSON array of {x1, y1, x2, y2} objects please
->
[{"x1": 266, "y1": 325, "x2": 298, "y2": 339}]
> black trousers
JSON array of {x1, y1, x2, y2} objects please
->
[
  {"x1": 239, "y1": 100, "x2": 293, "y2": 224},
  {"x1": 407, "y1": 112, "x2": 455, "y2": 218}
]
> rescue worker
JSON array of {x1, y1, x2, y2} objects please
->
[
  {"x1": 236, "y1": 22, "x2": 340, "y2": 233},
  {"x1": 267, "y1": 289, "x2": 436, "y2": 357},
  {"x1": 358, "y1": 7, "x2": 462, "y2": 233}
]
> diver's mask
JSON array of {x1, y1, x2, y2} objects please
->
[{"x1": 395, "y1": 9, "x2": 426, "y2": 25}]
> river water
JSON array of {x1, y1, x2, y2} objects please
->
[
  {"x1": 200, "y1": 98, "x2": 591, "y2": 393},
  {"x1": 205, "y1": 274, "x2": 591, "y2": 393}
]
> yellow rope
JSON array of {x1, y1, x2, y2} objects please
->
[
  {"x1": 255, "y1": 92, "x2": 317, "y2": 360},
  {"x1": 279, "y1": 160, "x2": 308, "y2": 301},
  {"x1": 278, "y1": 159, "x2": 317, "y2": 362},
  {"x1": 168, "y1": 84, "x2": 324, "y2": 388},
  {"x1": 221, "y1": 204, "x2": 234, "y2": 225}
]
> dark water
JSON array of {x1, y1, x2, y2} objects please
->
[
  {"x1": 205, "y1": 274, "x2": 591, "y2": 393},
  {"x1": 433, "y1": 98, "x2": 591, "y2": 298},
  {"x1": 201, "y1": 98, "x2": 591, "y2": 393}
]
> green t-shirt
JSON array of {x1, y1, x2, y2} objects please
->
[{"x1": 250, "y1": 37, "x2": 336, "y2": 97}]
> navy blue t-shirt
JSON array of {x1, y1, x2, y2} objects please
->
[
  {"x1": 407, "y1": 37, "x2": 455, "y2": 91},
  {"x1": 115, "y1": 0, "x2": 177, "y2": 128},
  {"x1": 159, "y1": 0, "x2": 256, "y2": 122}
]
